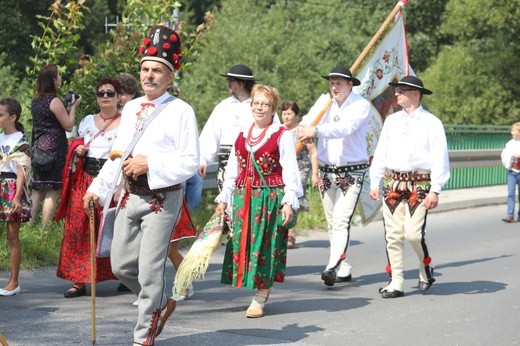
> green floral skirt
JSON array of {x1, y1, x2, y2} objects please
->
[{"x1": 221, "y1": 186, "x2": 296, "y2": 290}]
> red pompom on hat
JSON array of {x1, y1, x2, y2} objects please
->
[
  {"x1": 147, "y1": 47, "x2": 158, "y2": 56},
  {"x1": 140, "y1": 25, "x2": 182, "y2": 71}
]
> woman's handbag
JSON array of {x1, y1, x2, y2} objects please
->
[{"x1": 31, "y1": 147, "x2": 54, "y2": 172}]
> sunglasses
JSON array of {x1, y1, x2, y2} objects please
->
[
  {"x1": 394, "y1": 87, "x2": 416, "y2": 95},
  {"x1": 96, "y1": 90, "x2": 116, "y2": 98}
]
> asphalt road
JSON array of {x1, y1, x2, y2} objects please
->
[{"x1": 1, "y1": 203, "x2": 519, "y2": 346}]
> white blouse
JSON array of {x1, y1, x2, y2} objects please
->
[
  {"x1": 78, "y1": 114, "x2": 119, "y2": 159},
  {"x1": 215, "y1": 123, "x2": 303, "y2": 209}
]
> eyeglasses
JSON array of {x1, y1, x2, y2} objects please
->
[
  {"x1": 252, "y1": 101, "x2": 272, "y2": 108},
  {"x1": 96, "y1": 90, "x2": 116, "y2": 98},
  {"x1": 394, "y1": 87, "x2": 416, "y2": 95}
]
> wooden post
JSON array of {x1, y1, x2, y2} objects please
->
[{"x1": 351, "y1": 0, "x2": 408, "y2": 74}]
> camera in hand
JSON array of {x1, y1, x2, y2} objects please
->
[{"x1": 65, "y1": 91, "x2": 79, "y2": 103}]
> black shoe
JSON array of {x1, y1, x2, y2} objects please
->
[
  {"x1": 419, "y1": 278, "x2": 436, "y2": 292},
  {"x1": 381, "y1": 289, "x2": 404, "y2": 298},
  {"x1": 64, "y1": 285, "x2": 86, "y2": 298},
  {"x1": 335, "y1": 274, "x2": 352, "y2": 283},
  {"x1": 117, "y1": 282, "x2": 131, "y2": 292},
  {"x1": 321, "y1": 268, "x2": 337, "y2": 286}
]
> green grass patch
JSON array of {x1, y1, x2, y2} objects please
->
[{"x1": 0, "y1": 221, "x2": 63, "y2": 271}]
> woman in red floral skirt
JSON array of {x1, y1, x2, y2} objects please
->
[
  {"x1": 55, "y1": 77, "x2": 122, "y2": 298},
  {"x1": 215, "y1": 84, "x2": 303, "y2": 318}
]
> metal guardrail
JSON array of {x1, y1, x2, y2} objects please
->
[
  {"x1": 202, "y1": 149, "x2": 504, "y2": 189},
  {"x1": 202, "y1": 163, "x2": 219, "y2": 190},
  {"x1": 448, "y1": 149, "x2": 502, "y2": 168}
]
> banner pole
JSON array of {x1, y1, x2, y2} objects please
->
[{"x1": 350, "y1": 0, "x2": 408, "y2": 74}]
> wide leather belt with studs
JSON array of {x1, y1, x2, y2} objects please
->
[{"x1": 319, "y1": 163, "x2": 369, "y2": 174}]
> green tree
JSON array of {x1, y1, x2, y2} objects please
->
[
  {"x1": 0, "y1": 0, "x2": 52, "y2": 77},
  {"x1": 180, "y1": 0, "x2": 403, "y2": 127},
  {"x1": 404, "y1": 0, "x2": 449, "y2": 72},
  {"x1": 422, "y1": 0, "x2": 520, "y2": 124}
]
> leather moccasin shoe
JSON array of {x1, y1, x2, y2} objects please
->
[
  {"x1": 64, "y1": 285, "x2": 86, "y2": 298},
  {"x1": 321, "y1": 268, "x2": 337, "y2": 287},
  {"x1": 0, "y1": 285, "x2": 20, "y2": 296},
  {"x1": 157, "y1": 298, "x2": 176, "y2": 336},
  {"x1": 419, "y1": 278, "x2": 436, "y2": 292},
  {"x1": 335, "y1": 274, "x2": 352, "y2": 283},
  {"x1": 174, "y1": 284, "x2": 194, "y2": 302},
  {"x1": 502, "y1": 216, "x2": 515, "y2": 223},
  {"x1": 381, "y1": 289, "x2": 404, "y2": 298},
  {"x1": 117, "y1": 282, "x2": 131, "y2": 292},
  {"x1": 246, "y1": 300, "x2": 264, "y2": 318}
]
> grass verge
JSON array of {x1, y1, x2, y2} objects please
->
[{"x1": 0, "y1": 186, "x2": 327, "y2": 271}]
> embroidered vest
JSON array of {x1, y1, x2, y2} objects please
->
[{"x1": 235, "y1": 127, "x2": 286, "y2": 188}]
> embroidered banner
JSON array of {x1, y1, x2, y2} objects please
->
[{"x1": 353, "y1": 11, "x2": 412, "y2": 225}]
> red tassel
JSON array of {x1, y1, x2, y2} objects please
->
[
  {"x1": 385, "y1": 264, "x2": 392, "y2": 274},
  {"x1": 236, "y1": 170, "x2": 252, "y2": 288},
  {"x1": 423, "y1": 256, "x2": 432, "y2": 265}
]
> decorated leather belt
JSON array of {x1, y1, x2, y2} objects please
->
[
  {"x1": 385, "y1": 169, "x2": 431, "y2": 181},
  {"x1": 124, "y1": 173, "x2": 181, "y2": 196},
  {"x1": 319, "y1": 163, "x2": 369, "y2": 174},
  {"x1": 0, "y1": 172, "x2": 17, "y2": 179},
  {"x1": 83, "y1": 157, "x2": 107, "y2": 177}
]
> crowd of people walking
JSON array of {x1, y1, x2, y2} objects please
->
[{"x1": 0, "y1": 23, "x2": 453, "y2": 346}]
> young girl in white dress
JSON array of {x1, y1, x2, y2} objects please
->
[{"x1": 0, "y1": 98, "x2": 32, "y2": 296}]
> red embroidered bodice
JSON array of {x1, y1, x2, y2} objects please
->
[{"x1": 234, "y1": 126, "x2": 286, "y2": 188}]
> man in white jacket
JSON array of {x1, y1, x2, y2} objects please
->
[{"x1": 83, "y1": 25, "x2": 199, "y2": 345}]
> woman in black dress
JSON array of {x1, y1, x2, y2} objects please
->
[{"x1": 30, "y1": 65, "x2": 82, "y2": 227}]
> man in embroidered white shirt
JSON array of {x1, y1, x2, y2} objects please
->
[
  {"x1": 198, "y1": 64, "x2": 257, "y2": 190},
  {"x1": 299, "y1": 65, "x2": 371, "y2": 287},
  {"x1": 83, "y1": 25, "x2": 199, "y2": 345},
  {"x1": 369, "y1": 75, "x2": 450, "y2": 298}
]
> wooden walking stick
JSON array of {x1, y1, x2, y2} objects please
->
[
  {"x1": 0, "y1": 332, "x2": 9, "y2": 346},
  {"x1": 89, "y1": 200, "x2": 97, "y2": 345}
]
